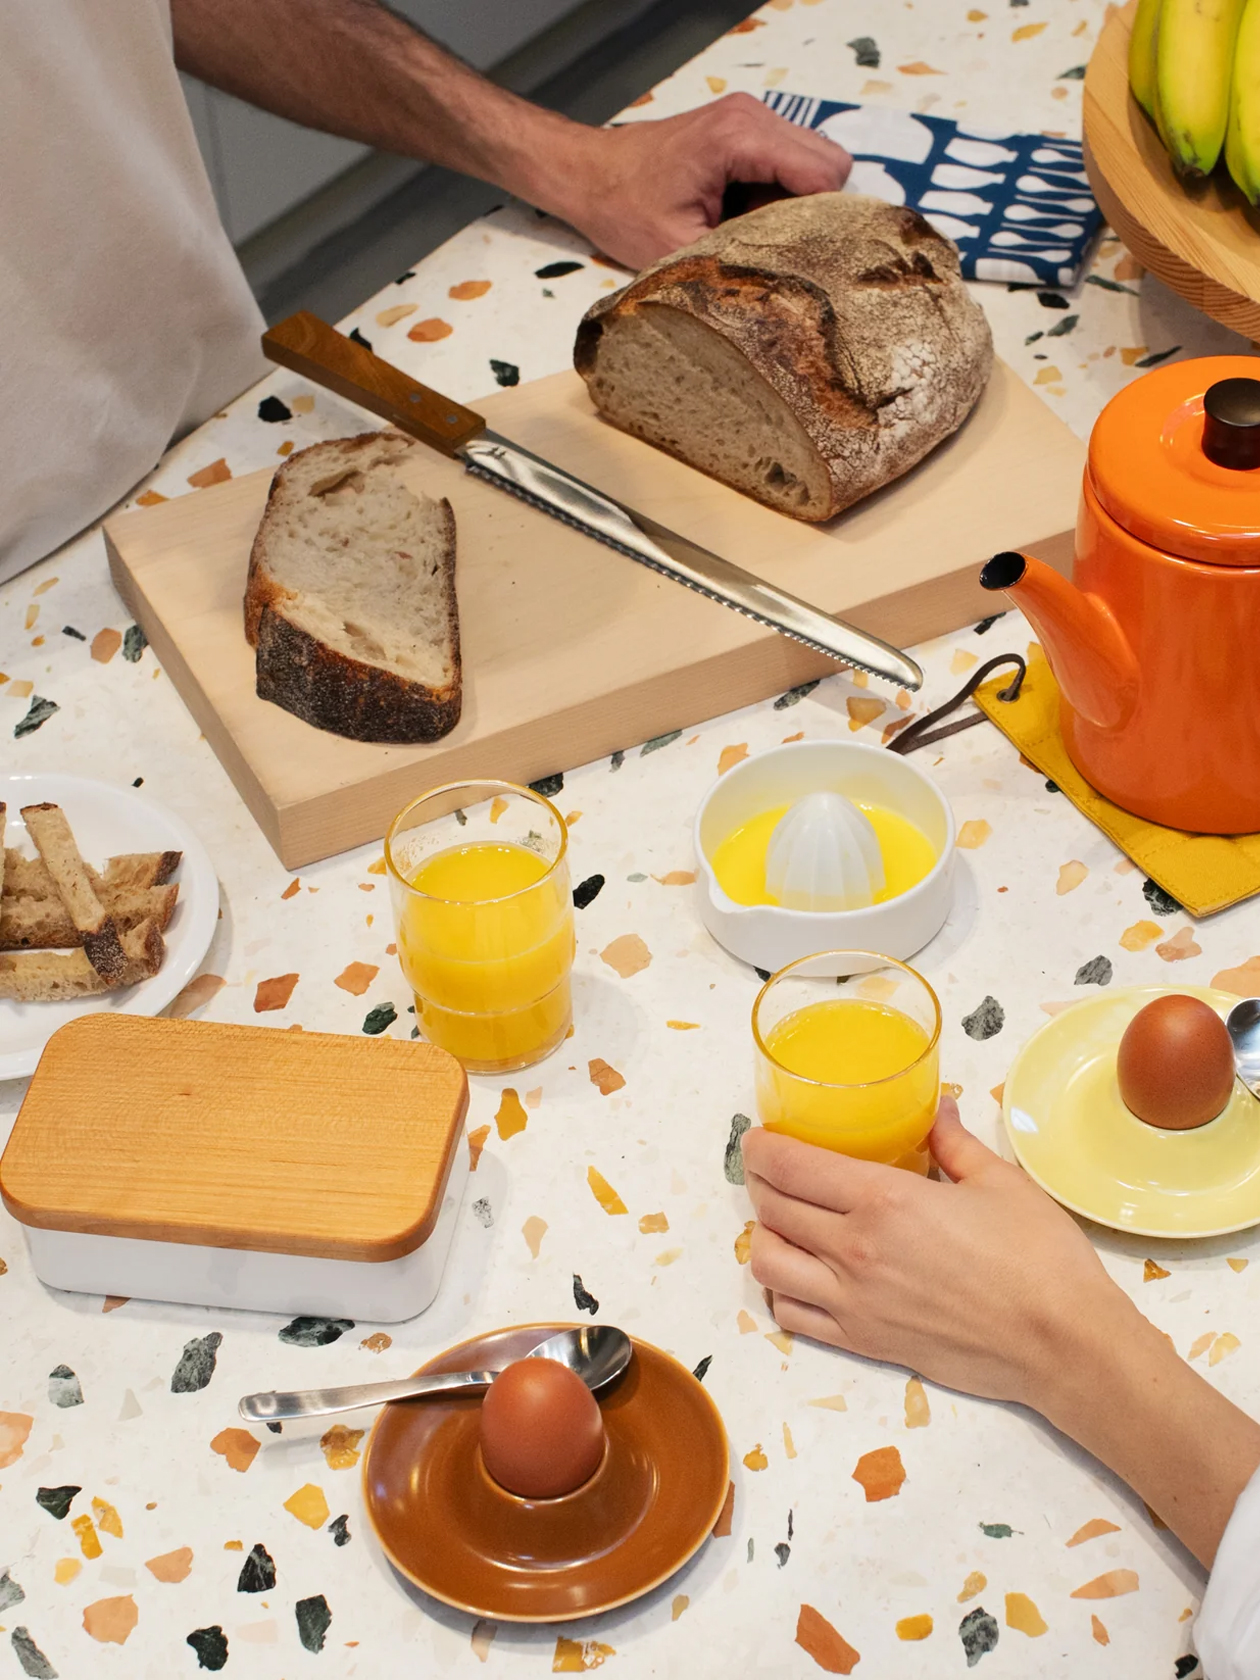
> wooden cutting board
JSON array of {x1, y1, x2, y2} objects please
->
[{"x1": 104, "y1": 362, "x2": 1083, "y2": 868}]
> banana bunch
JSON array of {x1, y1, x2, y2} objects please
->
[
  {"x1": 1129, "y1": 0, "x2": 1260, "y2": 203},
  {"x1": 1228, "y1": 0, "x2": 1260, "y2": 201}
]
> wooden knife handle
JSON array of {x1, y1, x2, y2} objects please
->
[{"x1": 262, "y1": 311, "x2": 485, "y2": 457}]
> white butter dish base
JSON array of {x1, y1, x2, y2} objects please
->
[{"x1": 24, "y1": 1146, "x2": 469, "y2": 1323}]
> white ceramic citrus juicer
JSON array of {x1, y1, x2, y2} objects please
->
[
  {"x1": 694, "y1": 740, "x2": 956, "y2": 972},
  {"x1": 764, "y1": 790, "x2": 886, "y2": 911}
]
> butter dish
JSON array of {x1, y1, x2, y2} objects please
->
[
  {"x1": 0, "y1": 1015, "x2": 468, "y2": 1321},
  {"x1": 694, "y1": 740, "x2": 955, "y2": 971}
]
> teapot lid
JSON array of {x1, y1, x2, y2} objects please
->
[{"x1": 1089, "y1": 355, "x2": 1260, "y2": 566}]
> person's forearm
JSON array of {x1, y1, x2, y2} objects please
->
[
  {"x1": 1037, "y1": 1293, "x2": 1260, "y2": 1567},
  {"x1": 171, "y1": 0, "x2": 575, "y2": 212},
  {"x1": 746, "y1": 1113, "x2": 1260, "y2": 1574},
  {"x1": 173, "y1": 0, "x2": 852, "y2": 268}
]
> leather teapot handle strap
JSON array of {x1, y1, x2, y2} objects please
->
[{"x1": 887, "y1": 653, "x2": 1026, "y2": 757}]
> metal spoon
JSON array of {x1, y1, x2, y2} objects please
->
[
  {"x1": 1227, "y1": 998, "x2": 1260, "y2": 1099},
  {"x1": 237, "y1": 1325, "x2": 632, "y2": 1425}
]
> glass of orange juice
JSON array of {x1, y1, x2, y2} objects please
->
[
  {"x1": 385, "y1": 780, "x2": 574, "y2": 1074},
  {"x1": 752, "y1": 950, "x2": 941, "y2": 1174}
]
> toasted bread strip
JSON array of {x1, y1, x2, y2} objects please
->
[
  {"x1": 0, "y1": 918, "x2": 164, "y2": 1002},
  {"x1": 20, "y1": 804, "x2": 126, "y2": 982},
  {"x1": 4, "y1": 848, "x2": 182, "y2": 898},
  {"x1": 3, "y1": 850, "x2": 45, "y2": 898},
  {"x1": 101, "y1": 850, "x2": 182, "y2": 891},
  {"x1": 0, "y1": 884, "x2": 178, "y2": 951}
]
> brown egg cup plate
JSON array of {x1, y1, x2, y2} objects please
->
[{"x1": 361, "y1": 1322, "x2": 731, "y2": 1623}]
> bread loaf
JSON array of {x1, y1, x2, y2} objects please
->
[
  {"x1": 245, "y1": 430, "x2": 461, "y2": 743},
  {"x1": 574, "y1": 194, "x2": 994, "y2": 522}
]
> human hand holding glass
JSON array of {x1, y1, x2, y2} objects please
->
[{"x1": 743, "y1": 1098, "x2": 1260, "y2": 1571}]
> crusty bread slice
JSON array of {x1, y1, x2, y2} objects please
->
[
  {"x1": 244, "y1": 430, "x2": 461, "y2": 743},
  {"x1": 0, "y1": 918, "x2": 164, "y2": 1002}
]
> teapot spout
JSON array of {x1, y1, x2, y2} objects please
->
[{"x1": 980, "y1": 550, "x2": 1138, "y2": 732}]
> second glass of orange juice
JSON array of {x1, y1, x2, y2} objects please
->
[
  {"x1": 386, "y1": 780, "x2": 574, "y2": 1074},
  {"x1": 753, "y1": 950, "x2": 941, "y2": 1173}
]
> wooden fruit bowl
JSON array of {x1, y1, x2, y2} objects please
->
[{"x1": 1083, "y1": 0, "x2": 1260, "y2": 337}]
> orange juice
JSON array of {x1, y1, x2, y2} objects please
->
[
  {"x1": 711, "y1": 802, "x2": 937, "y2": 907},
  {"x1": 398, "y1": 840, "x2": 574, "y2": 1072},
  {"x1": 755, "y1": 997, "x2": 937, "y2": 1171}
]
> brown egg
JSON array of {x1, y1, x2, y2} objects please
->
[
  {"x1": 1116, "y1": 995, "x2": 1235, "y2": 1130},
  {"x1": 479, "y1": 1357, "x2": 605, "y2": 1499}
]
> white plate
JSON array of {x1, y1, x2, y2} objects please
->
[{"x1": 0, "y1": 774, "x2": 219, "y2": 1081}]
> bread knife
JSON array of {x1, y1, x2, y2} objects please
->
[{"x1": 262, "y1": 312, "x2": 923, "y2": 690}]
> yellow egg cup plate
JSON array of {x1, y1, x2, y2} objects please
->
[{"x1": 1003, "y1": 986, "x2": 1260, "y2": 1239}]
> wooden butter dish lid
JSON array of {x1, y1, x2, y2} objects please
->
[{"x1": 0, "y1": 1015, "x2": 468, "y2": 1263}]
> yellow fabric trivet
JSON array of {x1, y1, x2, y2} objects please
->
[{"x1": 975, "y1": 651, "x2": 1260, "y2": 918}]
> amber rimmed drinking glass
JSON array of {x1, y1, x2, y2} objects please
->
[
  {"x1": 752, "y1": 950, "x2": 941, "y2": 1173},
  {"x1": 386, "y1": 780, "x2": 574, "y2": 1074}
]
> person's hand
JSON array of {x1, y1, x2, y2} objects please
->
[
  {"x1": 543, "y1": 94, "x2": 852, "y2": 270},
  {"x1": 743, "y1": 1097, "x2": 1137, "y2": 1409},
  {"x1": 746, "y1": 1101, "x2": 1260, "y2": 1569}
]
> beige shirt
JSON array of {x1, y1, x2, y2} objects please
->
[{"x1": 1, "y1": 0, "x2": 266, "y2": 582}]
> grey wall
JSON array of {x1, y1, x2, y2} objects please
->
[{"x1": 183, "y1": 0, "x2": 597, "y2": 245}]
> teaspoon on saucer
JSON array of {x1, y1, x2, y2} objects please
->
[
  {"x1": 1227, "y1": 998, "x2": 1260, "y2": 1100},
  {"x1": 237, "y1": 1324, "x2": 632, "y2": 1424}
]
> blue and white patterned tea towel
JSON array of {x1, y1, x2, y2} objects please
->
[{"x1": 763, "y1": 93, "x2": 1103, "y2": 287}]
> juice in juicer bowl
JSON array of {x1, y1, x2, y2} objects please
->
[{"x1": 694, "y1": 740, "x2": 956, "y2": 973}]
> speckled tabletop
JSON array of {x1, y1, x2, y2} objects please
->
[{"x1": 2, "y1": 2, "x2": 1258, "y2": 1675}]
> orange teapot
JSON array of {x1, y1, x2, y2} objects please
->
[{"x1": 981, "y1": 355, "x2": 1260, "y2": 834}]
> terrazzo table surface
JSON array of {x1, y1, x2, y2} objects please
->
[{"x1": 2, "y1": 2, "x2": 1257, "y2": 1674}]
